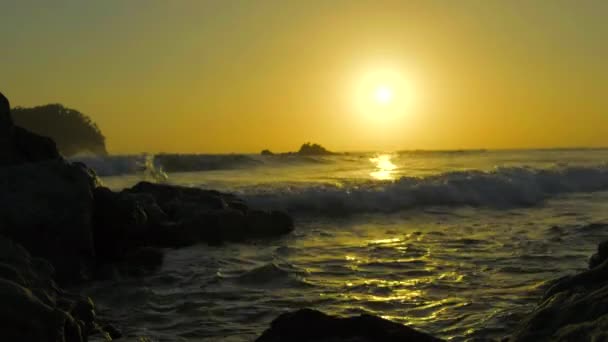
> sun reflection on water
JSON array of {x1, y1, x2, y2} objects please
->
[{"x1": 370, "y1": 154, "x2": 397, "y2": 180}]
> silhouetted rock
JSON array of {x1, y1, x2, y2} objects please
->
[
  {"x1": 261, "y1": 143, "x2": 335, "y2": 157},
  {"x1": 0, "y1": 91, "x2": 12, "y2": 128},
  {"x1": 0, "y1": 92, "x2": 62, "y2": 166},
  {"x1": 256, "y1": 308, "x2": 443, "y2": 342},
  {"x1": 12, "y1": 103, "x2": 107, "y2": 157},
  {"x1": 125, "y1": 181, "x2": 294, "y2": 246},
  {"x1": 0, "y1": 160, "x2": 99, "y2": 283},
  {"x1": 297, "y1": 142, "x2": 334, "y2": 155},
  {"x1": 513, "y1": 238, "x2": 608, "y2": 341},
  {"x1": 589, "y1": 239, "x2": 608, "y2": 269},
  {"x1": 0, "y1": 236, "x2": 106, "y2": 342}
]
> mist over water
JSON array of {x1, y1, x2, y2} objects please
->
[{"x1": 76, "y1": 149, "x2": 608, "y2": 341}]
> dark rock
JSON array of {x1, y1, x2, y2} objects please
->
[
  {"x1": 125, "y1": 181, "x2": 294, "y2": 245},
  {"x1": 121, "y1": 247, "x2": 164, "y2": 276},
  {"x1": 178, "y1": 208, "x2": 294, "y2": 245},
  {"x1": 0, "y1": 236, "x2": 96, "y2": 342},
  {"x1": 92, "y1": 186, "x2": 149, "y2": 262},
  {"x1": 513, "y1": 239, "x2": 608, "y2": 341},
  {"x1": 0, "y1": 91, "x2": 62, "y2": 166},
  {"x1": 590, "y1": 240, "x2": 608, "y2": 269},
  {"x1": 256, "y1": 308, "x2": 443, "y2": 342},
  {"x1": 0, "y1": 91, "x2": 12, "y2": 129},
  {"x1": 103, "y1": 324, "x2": 123, "y2": 339},
  {"x1": 12, "y1": 126, "x2": 62, "y2": 162},
  {"x1": 126, "y1": 181, "x2": 228, "y2": 219},
  {"x1": 247, "y1": 210, "x2": 294, "y2": 238},
  {"x1": 297, "y1": 143, "x2": 334, "y2": 156},
  {"x1": 0, "y1": 160, "x2": 99, "y2": 282},
  {"x1": 262, "y1": 143, "x2": 336, "y2": 157}
]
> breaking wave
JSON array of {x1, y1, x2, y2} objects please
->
[
  {"x1": 71, "y1": 153, "x2": 331, "y2": 176},
  {"x1": 242, "y1": 165, "x2": 608, "y2": 214}
]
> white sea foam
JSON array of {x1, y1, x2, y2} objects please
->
[{"x1": 242, "y1": 166, "x2": 608, "y2": 213}]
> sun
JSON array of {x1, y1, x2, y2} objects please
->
[
  {"x1": 352, "y1": 68, "x2": 414, "y2": 122},
  {"x1": 375, "y1": 86, "x2": 393, "y2": 105}
]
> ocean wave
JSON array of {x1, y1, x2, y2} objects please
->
[
  {"x1": 241, "y1": 166, "x2": 608, "y2": 214},
  {"x1": 71, "y1": 153, "x2": 333, "y2": 176}
]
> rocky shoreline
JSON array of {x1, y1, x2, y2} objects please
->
[
  {"x1": 2, "y1": 90, "x2": 608, "y2": 341},
  {"x1": 0, "y1": 91, "x2": 295, "y2": 341}
]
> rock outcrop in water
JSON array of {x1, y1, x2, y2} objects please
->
[
  {"x1": 256, "y1": 308, "x2": 443, "y2": 342},
  {"x1": 513, "y1": 233, "x2": 608, "y2": 341},
  {"x1": 261, "y1": 142, "x2": 335, "y2": 156},
  {"x1": 0, "y1": 91, "x2": 296, "y2": 341}
]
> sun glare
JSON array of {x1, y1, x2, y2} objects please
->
[
  {"x1": 352, "y1": 68, "x2": 414, "y2": 123},
  {"x1": 375, "y1": 86, "x2": 393, "y2": 105}
]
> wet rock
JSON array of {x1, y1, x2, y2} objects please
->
[
  {"x1": 256, "y1": 308, "x2": 443, "y2": 342},
  {"x1": 513, "y1": 239, "x2": 608, "y2": 341},
  {"x1": 126, "y1": 181, "x2": 294, "y2": 245},
  {"x1": 103, "y1": 324, "x2": 123, "y2": 339},
  {"x1": 589, "y1": 239, "x2": 608, "y2": 269},
  {"x1": 125, "y1": 181, "x2": 228, "y2": 218},
  {"x1": 120, "y1": 247, "x2": 164, "y2": 276},
  {"x1": 247, "y1": 210, "x2": 294, "y2": 238},
  {"x1": 0, "y1": 160, "x2": 99, "y2": 282},
  {"x1": 0, "y1": 236, "x2": 96, "y2": 342}
]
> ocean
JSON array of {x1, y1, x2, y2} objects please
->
[{"x1": 74, "y1": 149, "x2": 608, "y2": 341}]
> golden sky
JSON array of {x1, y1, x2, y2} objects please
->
[{"x1": 2, "y1": 1, "x2": 607, "y2": 153}]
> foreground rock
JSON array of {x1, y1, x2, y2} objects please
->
[
  {"x1": 513, "y1": 238, "x2": 608, "y2": 341},
  {"x1": 257, "y1": 308, "x2": 443, "y2": 342},
  {"x1": 0, "y1": 159, "x2": 99, "y2": 283},
  {"x1": 0, "y1": 236, "x2": 114, "y2": 342}
]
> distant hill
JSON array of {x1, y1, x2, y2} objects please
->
[{"x1": 11, "y1": 104, "x2": 107, "y2": 156}]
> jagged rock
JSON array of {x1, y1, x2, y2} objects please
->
[
  {"x1": 297, "y1": 142, "x2": 334, "y2": 156},
  {"x1": 125, "y1": 181, "x2": 294, "y2": 245},
  {"x1": 125, "y1": 181, "x2": 229, "y2": 217},
  {"x1": 256, "y1": 308, "x2": 443, "y2": 342},
  {"x1": 0, "y1": 160, "x2": 99, "y2": 282},
  {"x1": 513, "y1": 239, "x2": 608, "y2": 341},
  {"x1": 0, "y1": 236, "x2": 100, "y2": 342},
  {"x1": 261, "y1": 143, "x2": 335, "y2": 157}
]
